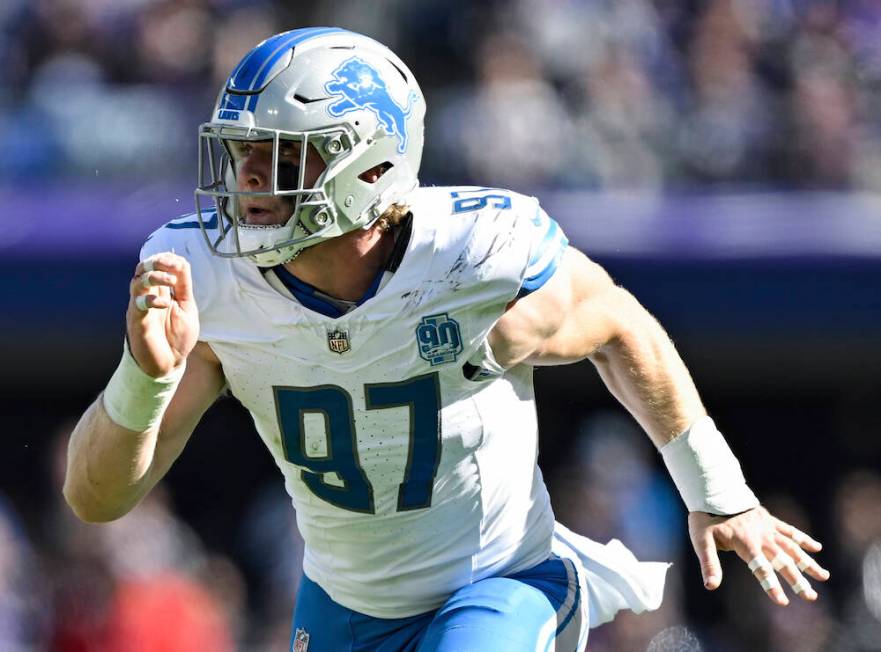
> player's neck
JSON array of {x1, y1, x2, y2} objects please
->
[{"x1": 283, "y1": 225, "x2": 395, "y2": 302}]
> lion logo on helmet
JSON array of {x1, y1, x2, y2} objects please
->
[{"x1": 325, "y1": 57, "x2": 418, "y2": 154}]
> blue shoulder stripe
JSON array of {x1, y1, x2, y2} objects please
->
[
  {"x1": 519, "y1": 216, "x2": 569, "y2": 298},
  {"x1": 518, "y1": 246, "x2": 567, "y2": 298},
  {"x1": 164, "y1": 211, "x2": 217, "y2": 231},
  {"x1": 526, "y1": 218, "x2": 561, "y2": 272}
]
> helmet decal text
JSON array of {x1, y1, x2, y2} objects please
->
[{"x1": 325, "y1": 57, "x2": 418, "y2": 154}]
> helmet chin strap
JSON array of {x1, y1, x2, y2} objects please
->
[{"x1": 244, "y1": 219, "x2": 319, "y2": 267}]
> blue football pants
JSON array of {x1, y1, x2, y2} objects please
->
[{"x1": 290, "y1": 556, "x2": 585, "y2": 651}]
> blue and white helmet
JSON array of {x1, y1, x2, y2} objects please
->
[{"x1": 195, "y1": 28, "x2": 425, "y2": 266}]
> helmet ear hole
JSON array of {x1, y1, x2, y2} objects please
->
[{"x1": 358, "y1": 162, "x2": 393, "y2": 184}]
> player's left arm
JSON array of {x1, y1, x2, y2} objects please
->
[
  {"x1": 489, "y1": 246, "x2": 830, "y2": 605},
  {"x1": 491, "y1": 246, "x2": 702, "y2": 444}
]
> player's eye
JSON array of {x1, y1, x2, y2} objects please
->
[{"x1": 226, "y1": 141, "x2": 252, "y2": 160}]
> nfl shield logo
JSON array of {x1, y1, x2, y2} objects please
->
[
  {"x1": 293, "y1": 628, "x2": 310, "y2": 652},
  {"x1": 327, "y1": 329, "x2": 350, "y2": 354}
]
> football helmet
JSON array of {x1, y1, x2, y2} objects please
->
[{"x1": 194, "y1": 27, "x2": 425, "y2": 266}]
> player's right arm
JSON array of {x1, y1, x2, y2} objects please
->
[{"x1": 63, "y1": 253, "x2": 225, "y2": 522}]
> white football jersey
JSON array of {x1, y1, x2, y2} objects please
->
[{"x1": 142, "y1": 186, "x2": 570, "y2": 618}]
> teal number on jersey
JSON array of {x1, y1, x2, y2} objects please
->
[
  {"x1": 274, "y1": 385, "x2": 374, "y2": 513},
  {"x1": 366, "y1": 373, "x2": 441, "y2": 511},
  {"x1": 274, "y1": 373, "x2": 441, "y2": 513},
  {"x1": 450, "y1": 188, "x2": 512, "y2": 214}
]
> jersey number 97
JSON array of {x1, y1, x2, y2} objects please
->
[{"x1": 273, "y1": 373, "x2": 441, "y2": 514}]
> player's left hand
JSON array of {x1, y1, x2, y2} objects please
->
[{"x1": 688, "y1": 507, "x2": 830, "y2": 606}]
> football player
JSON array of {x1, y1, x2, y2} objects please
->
[{"x1": 64, "y1": 28, "x2": 829, "y2": 651}]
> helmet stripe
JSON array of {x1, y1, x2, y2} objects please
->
[
  {"x1": 222, "y1": 27, "x2": 350, "y2": 114},
  {"x1": 247, "y1": 27, "x2": 346, "y2": 92},
  {"x1": 219, "y1": 92, "x2": 247, "y2": 112},
  {"x1": 230, "y1": 28, "x2": 310, "y2": 91},
  {"x1": 227, "y1": 30, "x2": 299, "y2": 91},
  {"x1": 245, "y1": 27, "x2": 349, "y2": 111}
]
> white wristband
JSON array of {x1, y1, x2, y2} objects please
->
[
  {"x1": 102, "y1": 339, "x2": 185, "y2": 432},
  {"x1": 660, "y1": 416, "x2": 759, "y2": 515}
]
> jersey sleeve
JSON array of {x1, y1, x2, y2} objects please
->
[
  {"x1": 139, "y1": 213, "x2": 205, "y2": 261},
  {"x1": 516, "y1": 201, "x2": 569, "y2": 299},
  {"x1": 140, "y1": 227, "x2": 170, "y2": 261},
  {"x1": 136, "y1": 213, "x2": 221, "y2": 318}
]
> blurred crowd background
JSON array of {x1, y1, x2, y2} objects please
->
[
  {"x1": 1, "y1": 1, "x2": 880, "y2": 651},
  {"x1": 3, "y1": 0, "x2": 881, "y2": 191}
]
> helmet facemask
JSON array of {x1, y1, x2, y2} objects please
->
[{"x1": 195, "y1": 124, "x2": 360, "y2": 266}]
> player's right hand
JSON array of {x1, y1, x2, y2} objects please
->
[{"x1": 127, "y1": 252, "x2": 199, "y2": 377}]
